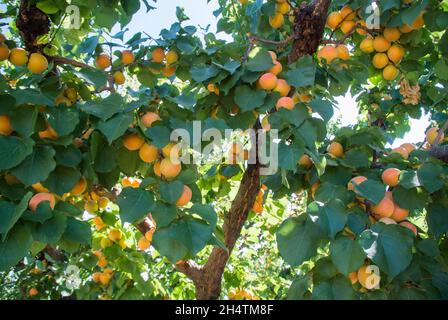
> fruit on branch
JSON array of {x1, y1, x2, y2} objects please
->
[
  {"x1": 32, "y1": 183, "x2": 49, "y2": 193},
  {"x1": 387, "y1": 45, "x2": 404, "y2": 63},
  {"x1": 139, "y1": 143, "x2": 159, "y2": 163},
  {"x1": 38, "y1": 124, "x2": 58, "y2": 140},
  {"x1": 360, "y1": 37, "x2": 374, "y2": 53},
  {"x1": 27, "y1": 52, "x2": 48, "y2": 74},
  {"x1": 162, "y1": 64, "x2": 176, "y2": 77},
  {"x1": 356, "y1": 20, "x2": 367, "y2": 35},
  {"x1": 122, "y1": 177, "x2": 141, "y2": 188},
  {"x1": 176, "y1": 185, "x2": 192, "y2": 207},
  {"x1": 273, "y1": 79, "x2": 291, "y2": 97},
  {"x1": 340, "y1": 20, "x2": 355, "y2": 34},
  {"x1": 84, "y1": 199, "x2": 98, "y2": 214},
  {"x1": 138, "y1": 236, "x2": 151, "y2": 251},
  {"x1": 108, "y1": 229, "x2": 122, "y2": 242},
  {"x1": 383, "y1": 65, "x2": 399, "y2": 81},
  {"x1": 152, "y1": 47, "x2": 165, "y2": 63},
  {"x1": 9, "y1": 48, "x2": 28, "y2": 66},
  {"x1": 0, "y1": 43, "x2": 10, "y2": 61},
  {"x1": 357, "y1": 264, "x2": 381, "y2": 290},
  {"x1": 162, "y1": 142, "x2": 181, "y2": 159},
  {"x1": 99, "y1": 273, "x2": 112, "y2": 286},
  {"x1": 160, "y1": 158, "x2": 182, "y2": 179},
  {"x1": 64, "y1": 88, "x2": 78, "y2": 103},
  {"x1": 383, "y1": 28, "x2": 401, "y2": 42},
  {"x1": 93, "y1": 216, "x2": 105, "y2": 231},
  {"x1": 95, "y1": 53, "x2": 111, "y2": 70},
  {"x1": 98, "y1": 197, "x2": 109, "y2": 209},
  {"x1": 276, "y1": 97, "x2": 294, "y2": 110},
  {"x1": 336, "y1": 45, "x2": 350, "y2": 60},
  {"x1": 347, "y1": 176, "x2": 367, "y2": 191},
  {"x1": 298, "y1": 154, "x2": 313, "y2": 169},
  {"x1": 277, "y1": 2, "x2": 290, "y2": 15},
  {"x1": 121, "y1": 50, "x2": 134, "y2": 65},
  {"x1": 258, "y1": 73, "x2": 278, "y2": 91},
  {"x1": 340, "y1": 6, "x2": 357, "y2": 20},
  {"x1": 327, "y1": 141, "x2": 344, "y2": 158},
  {"x1": 207, "y1": 83, "x2": 220, "y2": 95},
  {"x1": 70, "y1": 176, "x2": 87, "y2": 196},
  {"x1": 269, "y1": 12, "x2": 285, "y2": 29},
  {"x1": 267, "y1": 61, "x2": 282, "y2": 76},
  {"x1": 113, "y1": 71, "x2": 125, "y2": 85},
  {"x1": 348, "y1": 271, "x2": 358, "y2": 284},
  {"x1": 0, "y1": 115, "x2": 13, "y2": 135},
  {"x1": 381, "y1": 168, "x2": 401, "y2": 187},
  {"x1": 123, "y1": 133, "x2": 145, "y2": 151},
  {"x1": 141, "y1": 112, "x2": 161, "y2": 127},
  {"x1": 326, "y1": 12, "x2": 343, "y2": 30},
  {"x1": 166, "y1": 50, "x2": 179, "y2": 64},
  {"x1": 29, "y1": 193, "x2": 56, "y2": 211},
  {"x1": 426, "y1": 127, "x2": 444, "y2": 145},
  {"x1": 29, "y1": 288, "x2": 39, "y2": 297},
  {"x1": 391, "y1": 146, "x2": 409, "y2": 159},
  {"x1": 400, "y1": 143, "x2": 415, "y2": 154},
  {"x1": 391, "y1": 204, "x2": 409, "y2": 222},
  {"x1": 371, "y1": 195, "x2": 395, "y2": 218},
  {"x1": 153, "y1": 161, "x2": 162, "y2": 177},
  {"x1": 317, "y1": 45, "x2": 338, "y2": 64},
  {"x1": 100, "y1": 237, "x2": 112, "y2": 248},
  {"x1": 373, "y1": 36, "x2": 391, "y2": 53}
]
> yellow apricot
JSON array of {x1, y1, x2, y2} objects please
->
[
  {"x1": 400, "y1": 143, "x2": 415, "y2": 154},
  {"x1": 258, "y1": 73, "x2": 278, "y2": 91},
  {"x1": 267, "y1": 60, "x2": 282, "y2": 76},
  {"x1": 123, "y1": 133, "x2": 145, "y2": 151},
  {"x1": 340, "y1": 20, "x2": 356, "y2": 34},
  {"x1": 269, "y1": 13, "x2": 284, "y2": 29},
  {"x1": 426, "y1": 127, "x2": 444, "y2": 145},
  {"x1": 152, "y1": 48, "x2": 165, "y2": 63},
  {"x1": 32, "y1": 183, "x2": 49, "y2": 193},
  {"x1": 326, "y1": 12, "x2": 343, "y2": 30},
  {"x1": 162, "y1": 142, "x2": 181, "y2": 159},
  {"x1": 391, "y1": 146, "x2": 409, "y2": 159},
  {"x1": 327, "y1": 142, "x2": 344, "y2": 158},
  {"x1": 273, "y1": 79, "x2": 291, "y2": 97},
  {"x1": 372, "y1": 53, "x2": 389, "y2": 69},
  {"x1": 160, "y1": 158, "x2": 182, "y2": 179},
  {"x1": 381, "y1": 168, "x2": 400, "y2": 187},
  {"x1": 383, "y1": 28, "x2": 401, "y2": 42},
  {"x1": 9, "y1": 48, "x2": 28, "y2": 66},
  {"x1": 373, "y1": 36, "x2": 391, "y2": 52},
  {"x1": 358, "y1": 265, "x2": 381, "y2": 289},
  {"x1": 298, "y1": 154, "x2": 313, "y2": 169},
  {"x1": 70, "y1": 176, "x2": 87, "y2": 195},
  {"x1": 275, "y1": 97, "x2": 294, "y2": 110},
  {"x1": 176, "y1": 185, "x2": 192, "y2": 207},
  {"x1": 340, "y1": 6, "x2": 357, "y2": 20},
  {"x1": 113, "y1": 71, "x2": 125, "y2": 85},
  {"x1": 387, "y1": 45, "x2": 404, "y2": 64},
  {"x1": 0, "y1": 43, "x2": 10, "y2": 61},
  {"x1": 121, "y1": 50, "x2": 134, "y2": 65},
  {"x1": 153, "y1": 161, "x2": 162, "y2": 177},
  {"x1": 372, "y1": 196, "x2": 395, "y2": 218},
  {"x1": 166, "y1": 51, "x2": 179, "y2": 64},
  {"x1": 84, "y1": 200, "x2": 98, "y2": 214},
  {"x1": 383, "y1": 64, "x2": 399, "y2": 81},
  {"x1": 0, "y1": 115, "x2": 12, "y2": 135},
  {"x1": 162, "y1": 64, "x2": 176, "y2": 77},
  {"x1": 317, "y1": 45, "x2": 338, "y2": 64},
  {"x1": 95, "y1": 53, "x2": 111, "y2": 69},
  {"x1": 277, "y1": 2, "x2": 290, "y2": 14},
  {"x1": 138, "y1": 236, "x2": 151, "y2": 251},
  {"x1": 27, "y1": 52, "x2": 48, "y2": 74},
  {"x1": 141, "y1": 112, "x2": 160, "y2": 128},
  {"x1": 108, "y1": 229, "x2": 122, "y2": 242},
  {"x1": 139, "y1": 143, "x2": 159, "y2": 163},
  {"x1": 336, "y1": 45, "x2": 350, "y2": 60},
  {"x1": 360, "y1": 37, "x2": 375, "y2": 53}
]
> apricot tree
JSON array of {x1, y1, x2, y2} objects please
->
[{"x1": 0, "y1": 0, "x2": 447, "y2": 300}]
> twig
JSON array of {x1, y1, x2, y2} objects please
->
[{"x1": 51, "y1": 55, "x2": 94, "y2": 69}]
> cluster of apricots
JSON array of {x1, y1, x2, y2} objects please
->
[
  {"x1": 96, "y1": 50, "x2": 134, "y2": 86},
  {"x1": 0, "y1": 34, "x2": 48, "y2": 74},
  {"x1": 252, "y1": 184, "x2": 267, "y2": 214},
  {"x1": 268, "y1": 0, "x2": 291, "y2": 29},
  {"x1": 326, "y1": 6, "x2": 366, "y2": 35},
  {"x1": 228, "y1": 288, "x2": 260, "y2": 300},
  {"x1": 92, "y1": 251, "x2": 114, "y2": 286}
]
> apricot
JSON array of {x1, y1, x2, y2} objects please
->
[
  {"x1": 108, "y1": 229, "x2": 122, "y2": 242},
  {"x1": 327, "y1": 142, "x2": 344, "y2": 158},
  {"x1": 70, "y1": 176, "x2": 87, "y2": 195},
  {"x1": 348, "y1": 271, "x2": 358, "y2": 285},
  {"x1": 176, "y1": 185, "x2": 192, "y2": 207},
  {"x1": 98, "y1": 197, "x2": 109, "y2": 209},
  {"x1": 113, "y1": 71, "x2": 125, "y2": 85},
  {"x1": 360, "y1": 37, "x2": 374, "y2": 53},
  {"x1": 9, "y1": 48, "x2": 28, "y2": 66},
  {"x1": 400, "y1": 143, "x2": 415, "y2": 154},
  {"x1": 138, "y1": 236, "x2": 151, "y2": 251},
  {"x1": 162, "y1": 142, "x2": 181, "y2": 159},
  {"x1": 145, "y1": 230, "x2": 155, "y2": 242},
  {"x1": 153, "y1": 161, "x2": 162, "y2": 177},
  {"x1": 100, "y1": 237, "x2": 112, "y2": 249},
  {"x1": 152, "y1": 48, "x2": 165, "y2": 63},
  {"x1": 340, "y1": 20, "x2": 356, "y2": 34},
  {"x1": 275, "y1": 97, "x2": 294, "y2": 110},
  {"x1": 371, "y1": 196, "x2": 394, "y2": 218},
  {"x1": 99, "y1": 273, "x2": 112, "y2": 286},
  {"x1": 0, "y1": 115, "x2": 12, "y2": 135},
  {"x1": 372, "y1": 53, "x2": 389, "y2": 69},
  {"x1": 391, "y1": 205, "x2": 409, "y2": 222},
  {"x1": 0, "y1": 43, "x2": 10, "y2": 61},
  {"x1": 347, "y1": 176, "x2": 368, "y2": 191},
  {"x1": 39, "y1": 125, "x2": 58, "y2": 140},
  {"x1": 253, "y1": 200, "x2": 263, "y2": 214},
  {"x1": 27, "y1": 53, "x2": 48, "y2": 74},
  {"x1": 382, "y1": 168, "x2": 400, "y2": 187},
  {"x1": 258, "y1": 73, "x2": 278, "y2": 91},
  {"x1": 356, "y1": 20, "x2": 367, "y2": 35},
  {"x1": 317, "y1": 45, "x2": 338, "y2": 64},
  {"x1": 123, "y1": 133, "x2": 144, "y2": 151},
  {"x1": 139, "y1": 143, "x2": 159, "y2": 163},
  {"x1": 268, "y1": 51, "x2": 277, "y2": 62},
  {"x1": 84, "y1": 200, "x2": 98, "y2": 213},
  {"x1": 121, "y1": 50, "x2": 134, "y2": 65},
  {"x1": 95, "y1": 53, "x2": 111, "y2": 70},
  {"x1": 326, "y1": 12, "x2": 343, "y2": 30},
  {"x1": 298, "y1": 154, "x2": 313, "y2": 169},
  {"x1": 141, "y1": 112, "x2": 160, "y2": 128},
  {"x1": 411, "y1": 13, "x2": 425, "y2": 29},
  {"x1": 336, "y1": 45, "x2": 350, "y2": 60},
  {"x1": 162, "y1": 64, "x2": 176, "y2": 77},
  {"x1": 399, "y1": 221, "x2": 417, "y2": 236},
  {"x1": 269, "y1": 13, "x2": 284, "y2": 29},
  {"x1": 97, "y1": 256, "x2": 108, "y2": 268},
  {"x1": 268, "y1": 60, "x2": 282, "y2": 76},
  {"x1": 277, "y1": 2, "x2": 290, "y2": 14},
  {"x1": 166, "y1": 50, "x2": 179, "y2": 64},
  {"x1": 160, "y1": 158, "x2": 182, "y2": 179},
  {"x1": 391, "y1": 146, "x2": 409, "y2": 159},
  {"x1": 92, "y1": 272, "x2": 102, "y2": 283},
  {"x1": 400, "y1": 24, "x2": 414, "y2": 33},
  {"x1": 119, "y1": 239, "x2": 127, "y2": 249},
  {"x1": 32, "y1": 183, "x2": 49, "y2": 193},
  {"x1": 357, "y1": 265, "x2": 381, "y2": 289},
  {"x1": 340, "y1": 6, "x2": 356, "y2": 20},
  {"x1": 378, "y1": 217, "x2": 397, "y2": 225},
  {"x1": 64, "y1": 88, "x2": 78, "y2": 103},
  {"x1": 426, "y1": 127, "x2": 443, "y2": 145},
  {"x1": 29, "y1": 193, "x2": 56, "y2": 212},
  {"x1": 383, "y1": 28, "x2": 401, "y2": 42},
  {"x1": 373, "y1": 36, "x2": 391, "y2": 53},
  {"x1": 384, "y1": 64, "x2": 400, "y2": 81},
  {"x1": 310, "y1": 181, "x2": 320, "y2": 199},
  {"x1": 387, "y1": 45, "x2": 404, "y2": 64},
  {"x1": 273, "y1": 79, "x2": 291, "y2": 97},
  {"x1": 29, "y1": 288, "x2": 39, "y2": 297},
  {"x1": 93, "y1": 216, "x2": 105, "y2": 230}
]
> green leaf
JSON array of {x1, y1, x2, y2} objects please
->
[
  {"x1": 435, "y1": 60, "x2": 448, "y2": 81},
  {"x1": 151, "y1": 202, "x2": 177, "y2": 228},
  {"x1": 0, "y1": 136, "x2": 34, "y2": 171},
  {"x1": 212, "y1": 60, "x2": 241, "y2": 74},
  {"x1": 11, "y1": 146, "x2": 56, "y2": 186},
  {"x1": 315, "y1": 183, "x2": 352, "y2": 205},
  {"x1": 54, "y1": 145, "x2": 82, "y2": 167},
  {"x1": 43, "y1": 166, "x2": 81, "y2": 196},
  {"x1": 47, "y1": 107, "x2": 80, "y2": 137},
  {"x1": 353, "y1": 179, "x2": 385, "y2": 204},
  {"x1": 190, "y1": 65, "x2": 219, "y2": 83},
  {"x1": 245, "y1": 47, "x2": 274, "y2": 72},
  {"x1": 10, "y1": 106, "x2": 38, "y2": 137},
  {"x1": 283, "y1": 55, "x2": 316, "y2": 87},
  {"x1": 81, "y1": 93, "x2": 125, "y2": 121},
  {"x1": 36, "y1": 0, "x2": 59, "y2": 14},
  {"x1": 311, "y1": 275, "x2": 356, "y2": 300},
  {"x1": 117, "y1": 188, "x2": 155, "y2": 223},
  {"x1": 0, "y1": 94, "x2": 16, "y2": 114},
  {"x1": 97, "y1": 113, "x2": 134, "y2": 144},
  {"x1": 286, "y1": 276, "x2": 310, "y2": 300},
  {"x1": 308, "y1": 199, "x2": 347, "y2": 239},
  {"x1": 392, "y1": 186, "x2": 429, "y2": 211},
  {"x1": 358, "y1": 223, "x2": 414, "y2": 278},
  {"x1": 0, "y1": 224, "x2": 33, "y2": 271},
  {"x1": 426, "y1": 202, "x2": 448, "y2": 239},
  {"x1": 276, "y1": 217, "x2": 321, "y2": 266},
  {"x1": 330, "y1": 236, "x2": 366, "y2": 275},
  {"x1": 63, "y1": 217, "x2": 92, "y2": 245},
  {"x1": 417, "y1": 162, "x2": 444, "y2": 193},
  {"x1": 278, "y1": 141, "x2": 304, "y2": 171},
  {"x1": 0, "y1": 192, "x2": 32, "y2": 238},
  {"x1": 234, "y1": 85, "x2": 266, "y2": 112},
  {"x1": 159, "y1": 181, "x2": 184, "y2": 204},
  {"x1": 73, "y1": 68, "x2": 108, "y2": 88},
  {"x1": 145, "y1": 126, "x2": 171, "y2": 148},
  {"x1": 32, "y1": 212, "x2": 67, "y2": 244},
  {"x1": 189, "y1": 204, "x2": 217, "y2": 229},
  {"x1": 341, "y1": 148, "x2": 370, "y2": 168}
]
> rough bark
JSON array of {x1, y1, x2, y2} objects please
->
[{"x1": 16, "y1": 0, "x2": 50, "y2": 52}]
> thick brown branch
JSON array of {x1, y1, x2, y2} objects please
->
[{"x1": 51, "y1": 56, "x2": 95, "y2": 69}]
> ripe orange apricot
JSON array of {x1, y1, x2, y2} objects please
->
[
  {"x1": 400, "y1": 143, "x2": 415, "y2": 154},
  {"x1": 139, "y1": 143, "x2": 159, "y2": 163},
  {"x1": 391, "y1": 204, "x2": 409, "y2": 222},
  {"x1": 138, "y1": 236, "x2": 151, "y2": 251},
  {"x1": 356, "y1": 20, "x2": 367, "y2": 35},
  {"x1": 71, "y1": 176, "x2": 87, "y2": 195},
  {"x1": 360, "y1": 37, "x2": 375, "y2": 53},
  {"x1": 141, "y1": 112, "x2": 160, "y2": 128},
  {"x1": 426, "y1": 127, "x2": 443, "y2": 145},
  {"x1": 298, "y1": 154, "x2": 313, "y2": 169},
  {"x1": 176, "y1": 185, "x2": 192, "y2": 207},
  {"x1": 399, "y1": 221, "x2": 417, "y2": 236},
  {"x1": 121, "y1": 50, "x2": 134, "y2": 65},
  {"x1": 277, "y1": 2, "x2": 290, "y2": 14},
  {"x1": 357, "y1": 265, "x2": 381, "y2": 289},
  {"x1": 9, "y1": 48, "x2": 28, "y2": 66},
  {"x1": 372, "y1": 53, "x2": 389, "y2": 69},
  {"x1": 317, "y1": 45, "x2": 338, "y2": 64},
  {"x1": 29, "y1": 193, "x2": 56, "y2": 212},
  {"x1": 162, "y1": 142, "x2": 181, "y2": 159},
  {"x1": 152, "y1": 48, "x2": 165, "y2": 63},
  {"x1": 310, "y1": 181, "x2": 320, "y2": 199},
  {"x1": 340, "y1": 6, "x2": 356, "y2": 20},
  {"x1": 258, "y1": 73, "x2": 278, "y2": 91},
  {"x1": 411, "y1": 13, "x2": 425, "y2": 29},
  {"x1": 162, "y1": 64, "x2": 176, "y2": 77},
  {"x1": 371, "y1": 196, "x2": 395, "y2": 218},
  {"x1": 383, "y1": 64, "x2": 399, "y2": 80},
  {"x1": 381, "y1": 168, "x2": 400, "y2": 187},
  {"x1": 0, "y1": 43, "x2": 10, "y2": 61},
  {"x1": 347, "y1": 176, "x2": 368, "y2": 191},
  {"x1": 387, "y1": 45, "x2": 404, "y2": 64},
  {"x1": 269, "y1": 13, "x2": 284, "y2": 29},
  {"x1": 275, "y1": 97, "x2": 294, "y2": 110},
  {"x1": 160, "y1": 158, "x2": 182, "y2": 179},
  {"x1": 383, "y1": 28, "x2": 401, "y2": 42},
  {"x1": 113, "y1": 71, "x2": 125, "y2": 85},
  {"x1": 391, "y1": 146, "x2": 409, "y2": 159},
  {"x1": 340, "y1": 20, "x2": 356, "y2": 34},
  {"x1": 99, "y1": 273, "x2": 112, "y2": 286},
  {"x1": 29, "y1": 288, "x2": 39, "y2": 297},
  {"x1": 98, "y1": 197, "x2": 109, "y2": 210},
  {"x1": 373, "y1": 36, "x2": 391, "y2": 53},
  {"x1": 327, "y1": 141, "x2": 344, "y2": 158},
  {"x1": 92, "y1": 272, "x2": 102, "y2": 283},
  {"x1": 0, "y1": 115, "x2": 12, "y2": 135},
  {"x1": 273, "y1": 79, "x2": 291, "y2": 97},
  {"x1": 336, "y1": 45, "x2": 350, "y2": 60},
  {"x1": 153, "y1": 161, "x2": 162, "y2": 177},
  {"x1": 166, "y1": 50, "x2": 179, "y2": 64},
  {"x1": 27, "y1": 52, "x2": 48, "y2": 74},
  {"x1": 39, "y1": 125, "x2": 58, "y2": 140},
  {"x1": 267, "y1": 60, "x2": 282, "y2": 76},
  {"x1": 108, "y1": 229, "x2": 122, "y2": 242},
  {"x1": 348, "y1": 271, "x2": 358, "y2": 284},
  {"x1": 95, "y1": 53, "x2": 111, "y2": 70},
  {"x1": 123, "y1": 133, "x2": 144, "y2": 151},
  {"x1": 326, "y1": 12, "x2": 343, "y2": 30}
]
